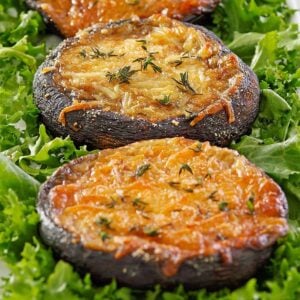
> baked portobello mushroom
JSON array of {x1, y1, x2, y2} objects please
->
[
  {"x1": 25, "y1": 0, "x2": 221, "y2": 37},
  {"x1": 33, "y1": 15, "x2": 260, "y2": 149},
  {"x1": 38, "y1": 137, "x2": 288, "y2": 290}
]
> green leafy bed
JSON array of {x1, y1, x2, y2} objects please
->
[{"x1": 0, "y1": 0, "x2": 299, "y2": 298}]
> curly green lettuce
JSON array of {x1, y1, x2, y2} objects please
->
[
  {"x1": 0, "y1": 0, "x2": 299, "y2": 299},
  {"x1": 230, "y1": 24, "x2": 300, "y2": 217},
  {"x1": 211, "y1": 0, "x2": 294, "y2": 42}
]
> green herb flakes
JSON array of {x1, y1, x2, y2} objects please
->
[
  {"x1": 179, "y1": 163, "x2": 193, "y2": 175},
  {"x1": 172, "y1": 72, "x2": 197, "y2": 94},
  {"x1": 96, "y1": 216, "x2": 112, "y2": 228},
  {"x1": 219, "y1": 201, "x2": 229, "y2": 212},
  {"x1": 99, "y1": 231, "x2": 110, "y2": 241},
  {"x1": 106, "y1": 66, "x2": 137, "y2": 84},
  {"x1": 132, "y1": 197, "x2": 148, "y2": 209},
  {"x1": 136, "y1": 163, "x2": 151, "y2": 177},
  {"x1": 157, "y1": 95, "x2": 171, "y2": 105},
  {"x1": 143, "y1": 227, "x2": 159, "y2": 237}
]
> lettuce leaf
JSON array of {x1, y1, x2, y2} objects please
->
[
  {"x1": 0, "y1": 1, "x2": 44, "y2": 44},
  {"x1": 230, "y1": 23, "x2": 300, "y2": 217},
  {"x1": 251, "y1": 25, "x2": 300, "y2": 75},
  {"x1": 0, "y1": 153, "x2": 39, "y2": 197},
  {"x1": 16, "y1": 125, "x2": 90, "y2": 182},
  {"x1": 2, "y1": 240, "x2": 96, "y2": 300},
  {"x1": 233, "y1": 132, "x2": 300, "y2": 220},
  {"x1": 0, "y1": 36, "x2": 44, "y2": 152},
  {"x1": 2, "y1": 230, "x2": 300, "y2": 299},
  {"x1": 211, "y1": 0, "x2": 294, "y2": 42},
  {"x1": 0, "y1": 0, "x2": 300, "y2": 299},
  {"x1": 234, "y1": 132, "x2": 300, "y2": 180},
  {"x1": 227, "y1": 31, "x2": 264, "y2": 64}
]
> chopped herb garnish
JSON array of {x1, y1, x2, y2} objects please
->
[
  {"x1": 169, "y1": 52, "x2": 196, "y2": 67},
  {"x1": 181, "y1": 51, "x2": 190, "y2": 59},
  {"x1": 79, "y1": 49, "x2": 87, "y2": 58},
  {"x1": 90, "y1": 47, "x2": 118, "y2": 59},
  {"x1": 141, "y1": 213, "x2": 151, "y2": 220},
  {"x1": 219, "y1": 201, "x2": 229, "y2": 211},
  {"x1": 133, "y1": 54, "x2": 162, "y2": 73},
  {"x1": 96, "y1": 216, "x2": 112, "y2": 228},
  {"x1": 132, "y1": 198, "x2": 148, "y2": 208},
  {"x1": 246, "y1": 194, "x2": 255, "y2": 214},
  {"x1": 136, "y1": 163, "x2": 151, "y2": 177},
  {"x1": 190, "y1": 142, "x2": 202, "y2": 153},
  {"x1": 125, "y1": 0, "x2": 140, "y2": 5},
  {"x1": 143, "y1": 227, "x2": 159, "y2": 237},
  {"x1": 99, "y1": 231, "x2": 110, "y2": 241},
  {"x1": 117, "y1": 66, "x2": 137, "y2": 83},
  {"x1": 92, "y1": 0, "x2": 99, "y2": 7},
  {"x1": 205, "y1": 172, "x2": 212, "y2": 179},
  {"x1": 168, "y1": 181, "x2": 180, "y2": 188},
  {"x1": 157, "y1": 95, "x2": 171, "y2": 105},
  {"x1": 91, "y1": 47, "x2": 104, "y2": 58},
  {"x1": 136, "y1": 39, "x2": 147, "y2": 51},
  {"x1": 132, "y1": 57, "x2": 144, "y2": 68},
  {"x1": 107, "y1": 51, "x2": 118, "y2": 57},
  {"x1": 168, "y1": 181, "x2": 193, "y2": 192},
  {"x1": 172, "y1": 72, "x2": 197, "y2": 94},
  {"x1": 136, "y1": 39, "x2": 146, "y2": 44},
  {"x1": 179, "y1": 163, "x2": 193, "y2": 175},
  {"x1": 107, "y1": 197, "x2": 117, "y2": 208},
  {"x1": 195, "y1": 177, "x2": 203, "y2": 187},
  {"x1": 129, "y1": 225, "x2": 139, "y2": 232},
  {"x1": 170, "y1": 60, "x2": 183, "y2": 67},
  {"x1": 80, "y1": 48, "x2": 121, "y2": 59},
  {"x1": 105, "y1": 72, "x2": 117, "y2": 82},
  {"x1": 147, "y1": 58, "x2": 162, "y2": 73},
  {"x1": 184, "y1": 188, "x2": 194, "y2": 193},
  {"x1": 208, "y1": 191, "x2": 218, "y2": 201},
  {"x1": 106, "y1": 66, "x2": 137, "y2": 84}
]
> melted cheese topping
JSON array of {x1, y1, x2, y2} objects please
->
[
  {"x1": 52, "y1": 15, "x2": 241, "y2": 124},
  {"x1": 49, "y1": 137, "x2": 288, "y2": 276},
  {"x1": 35, "y1": 0, "x2": 219, "y2": 37}
]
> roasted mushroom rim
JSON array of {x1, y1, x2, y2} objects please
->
[
  {"x1": 42, "y1": 15, "x2": 245, "y2": 125},
  {"x1": 38, "y1": 137, "x2": 288, "y2": 287},
  {"x1": 26, "y1": 0, "x2": 221, "y2": 37},
  {"x1": 34, "y1": 15, "x2": 260, "y2": 148}
]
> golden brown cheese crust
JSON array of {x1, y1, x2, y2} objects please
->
[
  {"x1": 47, "y1": 137, "x2": 288, "y2": 276},
  {"x1": 50, "y1": 15, "x2": 241, "y2": 124},
  {"x1": 28, "y1": 0, "x2": 220, "y2": 37}
]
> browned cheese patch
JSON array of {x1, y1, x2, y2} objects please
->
[{"x1": 49, "y1": 137, "x2": 288, "y2": 276}]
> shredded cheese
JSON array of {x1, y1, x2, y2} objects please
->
[{"x1": 52, "y1": 15, "x2": 242, "y2": 124}]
